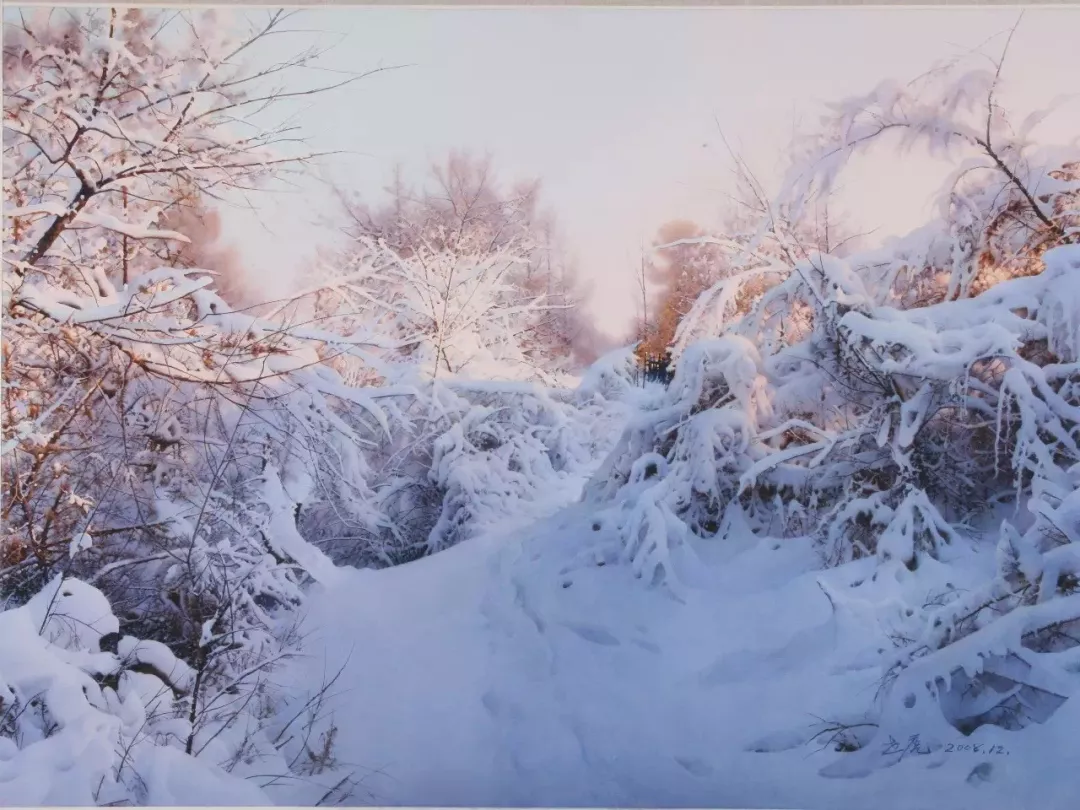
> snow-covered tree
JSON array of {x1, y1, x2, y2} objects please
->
[
  {"x1": 4, "y1": 9, "x2": 358, "y2": 286},
  {"x1": 1, "y1": 10, "x2": 397, "y2": 799},
  {"x1": 317, "y1": 154, "x2": 593, "y2": 382},
  {"x1": 336, "y1": 235, "x2": 549, "y2": 381}
]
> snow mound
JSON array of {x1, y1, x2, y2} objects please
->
[{"x1": 0, "y1": 577, "x2": 270, "y2": 806}]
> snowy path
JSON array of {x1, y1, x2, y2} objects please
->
[{"x1": 289, "y1": 486, "x2": 1080, "y2": 809}]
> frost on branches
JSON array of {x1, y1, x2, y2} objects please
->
[
  {"x1": 585, "y1": 52, "x2": 1080, "y2": 774},
  {"x1": 282, "y1": 156, "x2": 619, "y2": 567}
]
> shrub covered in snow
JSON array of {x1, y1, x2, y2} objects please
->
[
  {"x1": 595, "y1": 253, "x2": 1080, "y2": 772},
  {"x1": 0, "y1": 576, "x2": 281, "y2": 805},
  {"x1": 583, "y1": 48, "x2": 1080, "y2": 774},
  {"x1": 308, "y1": 372, "x2": 625, "y2": 568}
]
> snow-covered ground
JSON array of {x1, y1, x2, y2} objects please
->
[
  {"x1": 4, "y1": 15, "x2": 1078, "y2": 804},
  {"x1": 285, "y1": 469, "x2": 1079, "y2": 809}
]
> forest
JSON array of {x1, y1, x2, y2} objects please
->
[{"x1": 2, "y1": 7, "x2": 1078, "y2": 808}]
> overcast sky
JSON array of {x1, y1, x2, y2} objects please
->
[{"x1": 218, "y1": 6, "x2": 1080, "y2": 338}]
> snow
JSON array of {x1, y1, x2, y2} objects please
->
[
  {"x1": 270, "y1": 231, "x2": 1080, "y2": 804},
  {"x1": 73, "y1": 211, "x2": 192, "y2": 244},
  {"x1": 281, "y1": 482, "x2": 1079, "y2": 808},
  {"x1": 260, "y1": 468, "x2": 344, "y2": 589},
  {"x1": 4, "y1": 273, "x2": 1077, "y2": 806},
  {"x1": 6, "y1": 195, "x2": 1077, "y2": 810},
  {"x1": 4, "y1": 18, "x2": 1078, "y2": 808},
  {"x1": 0, "y1": 578, "x2": 272, "y2": 807},
  {"x1": 1038, "y1": 244, "x2": 1080, "y2": 363},
  {"x1": 68, "y1": 532, "x2": 93, "y2": 558}
]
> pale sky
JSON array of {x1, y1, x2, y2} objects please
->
[{"x1": 219, "y1": 6, "x2": 1080, "y2": 338}]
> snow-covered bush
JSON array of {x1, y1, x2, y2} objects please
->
[
  {"x1": 2, "y1": 574, "x2": 358, "y2": 806},
  {"x1": 0, "y1": 576, "x2": 278, "y2": 805},
  {"x1": 308, "y1": 375, "x2": 619, "y2": 568},
  {"x1": 1, "y1": 263, "x2": 378, "y2": 619},
  {"x1": 583, "y1": 47, "x2": 1080, "y2": 771},
  {"x1": 592, "y1": 245, "x2": 1080, "y2": 780},
  {"x1": 582, "y1": 336, "x2": 773, "y2": 589},
  {"x1": 815, "y1": 461, "x2": 1079, "y2": 780},
  {"x1": 575, "y1": 345, "x2": 642, "y2": 404},
  {"x1": 0, "y1": 263, "x2": 394, "y2": 802}
]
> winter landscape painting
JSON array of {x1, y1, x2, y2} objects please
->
[{"x1": 2, "y1": 3, "x2": 1079, "y2": 808}]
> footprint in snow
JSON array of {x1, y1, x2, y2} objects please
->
[
  {"x1": 481, "y1": 690, "x2": 523, "y2": 722},
  {"x1": 744, "y1": 728, "x2": 815, "y2": 753},
  {"x1": 669, "y1": 760, "x2": 712, "y2": 777},
  {"x1": 633, "y1": 639, "x2": 661, "y2": 654},
  {"x1": 966, "y1": 762, "x2": 993, "y2": 786},
  {"x1": 481, "y1": 690, "x2": 502, "y2": 716},
  {"x1": 674, "y1": 755, "x2": 714, "y2": 777},
  {"x1": 698, "y1": 620, "x2": 834, "y2": 687},
  {"x1": 698, "y1": 652, "x2": 756, "y2": 687},
  {"x1": 561, "y1": 623, "x2": 621, "y2": 646}
]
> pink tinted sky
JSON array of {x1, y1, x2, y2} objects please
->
[{"x1": 219, "y1": 6, "x2": 1080, "y2": 339}]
